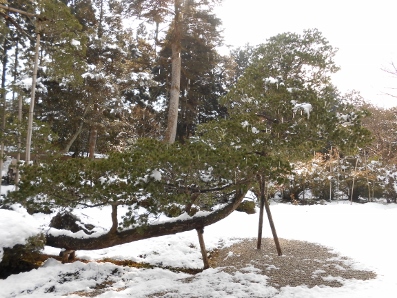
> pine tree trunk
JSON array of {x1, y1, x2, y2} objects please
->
[
  {"x1": 46, "y1": 188, "x2": 248, "y2": 251},
  {"x1": 61, "y1": 105, "x2": 90, "y2": 154},
  {"x1": 164, "y1": 0, "x2": 182, "y2": 144},
  {"x1": 350, "y1": 157, "x2": 358, "y2": 204},
  {"x1": 15, "y1": 41, "x2": 21, "y2": 188},
  {"x1": 109, "y1": 204, "x2": 118, "y2": 234},
  {"x1": 0, "y1": 28, "x2": 8, "y2": 195},
  {"x1": 25, "y1": 27, "x2": 41, "y2": 164},
  {"x1": 88, "y1": 126, "x2": 97, "y2": 159},
  {"x1": 15, "y1": 93, "x2": 22, "y2": 188},
  {"x1": 61, "y1": 120, "x2": 85, "y2": 154}
]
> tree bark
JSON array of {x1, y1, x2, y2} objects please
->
[
  {"x1": 25, "y1": 25, "x2": 40, "y2": 164},
  {"x1": 15, "y1": 40, "x2": 21, "y2": 188},
  {"x1": 46, "y1": 188, "x2": 246, "y2": 251},
  {"x1": 109, "y1": 203, "x2": 118, "y2": 234},
  {"x1": 0, "y1": 21, "x2": 8, "y2": 196},
  {"x1": 164, "y1": 0, "x2": 182, "y2": 144},
  {"x1": 88, "y1": 126, "x2": 97, "y2": 159},
  {"x1": 350, "y1": 157, "x2": 358, "y2": 204},
  {"x1": 61, "y1": 105, "x2": 90, "y2": 154}
]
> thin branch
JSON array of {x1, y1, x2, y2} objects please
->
[
  {"x1": 0, "y1": 4, "x2": 37, "y2": 18},
  {"x1": 164, "y1": 178, "x2": 252, "y2": 194},
  {"x1": 256, "y1": 112, "x2": 279, "y2": 124}
]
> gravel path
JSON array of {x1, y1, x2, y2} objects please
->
[{"x1": 209, "y1": 238, "x2": 377, "y2": 289}]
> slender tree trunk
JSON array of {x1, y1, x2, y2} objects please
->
[
  {"x1": 196, "y1": 227, "x2": 210, "y2": 269},
  {"x1": 61, "y1": 105, "x2": 90, "y2": 154},
  {"x1": 350, "y1": 157, "x2": 358, "y2": 205},
  {"x1": 14, "y1": 41, "x2": 21, "y2": 188},
  {"x1": 25, "y1": 25, "x2": 41, "y2": 164},
  {"x1": 109, "y1": 203, "x2": 118, "y2": 234},
  {"x1": 97, "y1": 0, "x2": 104, "y2": 38},
  {"x1": 0, "y1": 26, "x2": 8, "y2": 195},
  {"x1": 337, "y1": 149, "x2": 340, "y2": 201},
  {"x1": 164, "y1": 0, "x2": 182, "y2": 144},
  {"x1": 62, "y1": 121, "x2": 84, "y2": 154},
  {"x1": 364, "y1": 151, "x2": 371, "y2": 202},
  {"x1": 88, "y1": 126, "x2": 97, "y2": 159}
]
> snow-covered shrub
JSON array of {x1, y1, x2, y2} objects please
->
[{"x1": 0, "y1": 233, "x2": 45, "y2": 278}]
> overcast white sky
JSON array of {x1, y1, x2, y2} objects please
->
[{"x1": 215, "y1": 0, "x2": 397, "y2": 108}]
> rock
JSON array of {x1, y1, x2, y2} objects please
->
[{"x1": 49, "y1": 211, "x2": 94, "y2": 235}]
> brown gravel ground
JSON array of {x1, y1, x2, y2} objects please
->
[
  {"x1": 71, "y1": 238, "x2": 377, "y2": 297},
  {"x1": 209, "y1": 238, "x2": 377, "y2": 289}
]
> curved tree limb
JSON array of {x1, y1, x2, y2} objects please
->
[
  {"x1": 45, "y1": 188, "x2": 247, "y2": 250},
  {"x1": 0, "y1": 4, "x2": 37, "y2": 18}
]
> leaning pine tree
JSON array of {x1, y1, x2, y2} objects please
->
[{"x1": 6, "y1": 29, "x2": 371, "y2": 269}]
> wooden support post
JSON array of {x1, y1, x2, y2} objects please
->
[
  {"x1": 257, "y1": 177, "x2": 265, "y2": 249},
  {"x1": 60, "y1": 249, "x2": 76, "y2": 263},
  {"x1": 196, "y1": 227, "x2": 209, "y2": 269},
  {"x1": 264, "y1": 190, "x2": 282, "y2": 256},
  {"x1": 257, "y1": 175, "x2": 282, "y2": 256}
]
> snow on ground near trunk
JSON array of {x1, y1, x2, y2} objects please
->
[{"x1": 1, "y1": 201, "x2": 397, "y2": 297}]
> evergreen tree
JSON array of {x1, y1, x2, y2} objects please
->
[
  {"x1": 35, "y1": 0, "x2": 158, "y2": 155},
  {"x1": 221, "y1": 29, "x2": 369, "y2": 160},
  {"x1": 152, "y1": 0, "x2": 225, "y2": 142},
  {"x1": 229, "y1": 44, "x2": 254, "y2": 84},
  {"x1": 0, "y1": 0, "x2": 87, "y2": 161},
  {"x1": 126, "y1": 0, "x2": 222, "y2": 143}
]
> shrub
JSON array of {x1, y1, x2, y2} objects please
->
[
  {"x1": 0, "y1": 234, "x2": 46, "y2": 278},
  {"x1": 236, "y1": 200, "x2": 256, "y2": 214}
]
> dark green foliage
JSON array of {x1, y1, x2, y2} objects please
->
[
  {"x1": 3, "y1": 106, "x2": 59, "y2": 161},
  {"x1": 38, "y1": 0, "x2": 87, "y2": 86},
  {"x1": 236, "y1": 200, "x2": 256, "y2": 214},
  {"x1": 8, "y1": 136, "x2": 254, "y2": 229},
  {"x1": 223, "y1": 29, "x2": 370, "y2": 173},
  {"x1": 31, "y1": 0, "x2": 159, "y2": 154},
  {"x1": 163, "y1": 203, "x2": 185, "y2": 217},
  {"x1": 229, "y1": 44, "x2": 255, "y2": 83}
]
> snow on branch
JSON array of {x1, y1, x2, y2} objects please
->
[{"x1": 292, "y1": 100, "x2": 312, "y2": 119}]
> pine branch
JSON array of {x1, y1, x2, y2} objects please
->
[{"x1": 0, "y1": 11, "x2": 35, "y2": 42}]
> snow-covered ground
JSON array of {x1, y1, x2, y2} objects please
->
[{"x1": 0, "y1": 184, "x2": 396, "y2": 298}]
